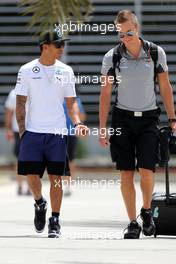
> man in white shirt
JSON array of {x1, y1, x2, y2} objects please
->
[
  {"x1": 5, "y1": 89, "x2": 31, "y2": 195},
  {"x1": 15, "y1": 29, "x2": 87, "y2": 238}
]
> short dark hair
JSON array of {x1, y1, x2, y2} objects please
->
[{"x1": 114, "y1": 10, "x2": 139, "y2": 26}]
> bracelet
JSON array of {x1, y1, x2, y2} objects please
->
[
  {"x1": 168, "y1": 118, "x2": 176, "y2": 123},
  {"x1": 74, "y1": 122, "x2": 84, "y2": 128}
]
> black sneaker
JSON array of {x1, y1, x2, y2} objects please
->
[
  {"x1": 48, "y1": 216, "x2": 61, "y2": 238},
  {"x1": 34, "y1": 200, "x2": 47, "y2": 233},
  {"x1": 124, "y1": 220, "x2": 141, "y2": 239},
  {"x1": 140, "y1": 207, "x2": 155, "y2": 236}
]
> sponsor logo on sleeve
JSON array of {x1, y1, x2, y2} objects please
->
[{"x1": 32, "y1": 66, "x2": 40, "y2": 73}]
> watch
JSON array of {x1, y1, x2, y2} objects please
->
[{"x1": 74, "y1": 122, "x2": 84, "y2": 128}]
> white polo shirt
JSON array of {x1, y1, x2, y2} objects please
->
[{"x1": 15, "y1": 59, "x2": 76, "y2": 134}]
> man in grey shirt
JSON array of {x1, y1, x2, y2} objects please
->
[
  {"x1": 101, "y1": 40, "x2": 168, "y2": 111},
  {"x1": 99, "y1": 10, "x2": 176, "y2": 239}
]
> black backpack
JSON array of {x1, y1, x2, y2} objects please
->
[{"x1": 112, "y1": 39, "x2": 158, "y2": 89}]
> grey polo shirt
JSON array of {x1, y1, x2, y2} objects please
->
[{"x1": 101, "y1": 41, "x2": 168, "y2": 111}]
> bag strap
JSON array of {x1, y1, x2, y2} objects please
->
[
  {"x1": 112, "y1": 43, "x2": 122, "y2": 105},
  {"x1": 143, "y1": 40, "x2": 158, "y2": 83},
  {"x1": 112, "y1": 42, "x2": 122, "y2": 84},
  {"x1": 165, "y1": 161, "x2": 170, "y2": 204}
]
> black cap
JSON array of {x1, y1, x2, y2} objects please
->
[{"x1": 39, "y1": 29, "x2": 70, "y2": 45}]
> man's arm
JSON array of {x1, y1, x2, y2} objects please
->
[
  {"x1": 99, "y1": 75, "x2": 113, "y2": 147},
  {"x1": 16, "y1": 95, "x2": 27, "y2": 137},
  {"x1": 66, "y1": 97, "x2": 81, "y2": 125},
  {"x1": 5, "y1": 108, "x2": 14, "y2": 142},
  {"x1": 79, "y1": 112, "x2": 87, "y2": 122},
  {"x1": 158, "y1": 71, "x2": 176, "y2": 123},
  {"x1": 66, "y1": 97, "x2": 88, "y2": 136},
  {"x1": 158, "y1": 71, "x2": 176, "y2": 130}
]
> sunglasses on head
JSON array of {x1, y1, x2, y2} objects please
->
[
  {"x1": 119, "y1": 31, "x2": 135, "y2": 39},
  {"x1": 53, "y1": 41, "x2": 65, "y2": 48}
]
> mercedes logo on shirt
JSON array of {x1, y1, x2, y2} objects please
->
[
  {"x1": 56, "y1": 76, "x2": 61, "y2": 81},
  {"x1": 32, "y1": 66, "x2": 40, "y2": 73}
]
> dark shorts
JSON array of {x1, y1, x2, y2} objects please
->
[
  {"x1": 14, "y1": 132, "x2": 20, "y2": 157},
  {"x1": 110, "y1": 107, "x2": 160, "y2": 172},
  {"x1": 67, "y1": 135, "x2": 78, "y2": 162},
  {"x1": 18, "y1": 131, "x2": 70, "y2": 177}
]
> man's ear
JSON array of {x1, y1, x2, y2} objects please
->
[
  {"x1": 42, "y1": 44, "x2": 49, "y2": 51},
  {"x1": 136, "y1": 23, "x2": 140, "y2": 35}
]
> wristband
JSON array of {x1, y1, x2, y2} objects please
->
[
  {"x1": 74, "y1": 122, "x2": 84, "y2": 128},
  {"x1": 168, "y1": 118, "x2": 176, "y2": 123}
]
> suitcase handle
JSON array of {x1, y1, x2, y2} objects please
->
[
  {"x1": 159, "y1": 127, "x2": 171, "y2": 203},
  {"x1": 165, "y1": 161, "x2": 170, "y2": 204}
]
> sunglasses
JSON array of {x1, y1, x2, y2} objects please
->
[
  {"x1": 53, "y1": 41, "x2": 65, "y2": 49},
  {"x1": 119, "y1": 31, "x2": 136, "y2": 39}
]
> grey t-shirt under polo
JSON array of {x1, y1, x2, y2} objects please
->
[{"x1": 101, "y1": 41, "x2": 168, "y2": 111}]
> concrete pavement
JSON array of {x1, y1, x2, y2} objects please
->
[{"x1": 0, "y1": 173, "x2": 176, "y2": 264}]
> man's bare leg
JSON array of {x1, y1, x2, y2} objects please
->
[
  {"x1": 121, "y1": 170, "x2": 142, "y2": 239},
  {"x1": 27, "y1": 175, "x2": 42, "y2": 200},
  {"x1": 49, "y1": 175, "x2": 63, "y2": 213},
  {"x1": 27, "y1": 174, "x2": 47, "y2": 233},
  {"x1": 139, "y1": 168, "x2": 154, "y2": 209},
  {"x1": 120, "y1": 170, "x2": 136, "y2": 221},
  {"x1": 48, "y1": 175, "x2": 62, "y2": 238},
  {"x1": 139, "y1": 168, "x2": 155, "y2": 236},
  {"x1": 63, "y1": 161, "x2": 76, "y2": 196}
]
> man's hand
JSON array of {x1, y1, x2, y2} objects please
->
[
  {"x1": 5, "y1": 129, "x2": 14, "y2": 143},
  {"x1": 99, "y1": 134, "x2": 110, "y2": 147},
  {"x1": 170, "y1": 121, "x2": 176, "y2": 132},
  {"x1": 75, "y1": 124, "x2": 89, "y2": 137}
]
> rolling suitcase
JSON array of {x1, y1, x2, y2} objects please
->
[{"x1": 151, "y1": 127, "x2": 176, "y2": 237}]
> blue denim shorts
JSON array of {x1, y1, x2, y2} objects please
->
[{"x1": 18, "y1": 131, "x2": 70, "y2": 177}]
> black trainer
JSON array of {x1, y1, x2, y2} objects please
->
[
  {"x1": 48, "y1": 216, "x2": 61, "y2": 238},
  {"x1": 124, "y1": 220, "x2": 141, "y2": 239},
  {"x1": 34, "y1": 200, "x2": 47, "y2": 233},
  {"x1": 140, "y1": 207, "x2": 155, "y2": 236}
]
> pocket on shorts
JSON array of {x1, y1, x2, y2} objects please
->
[
  {"x1": 109, "y1": 135, "x2": 119, "y2": 162},
  {"x1": 111, "y1": 112, "x2": 124, "y2": 132}
]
